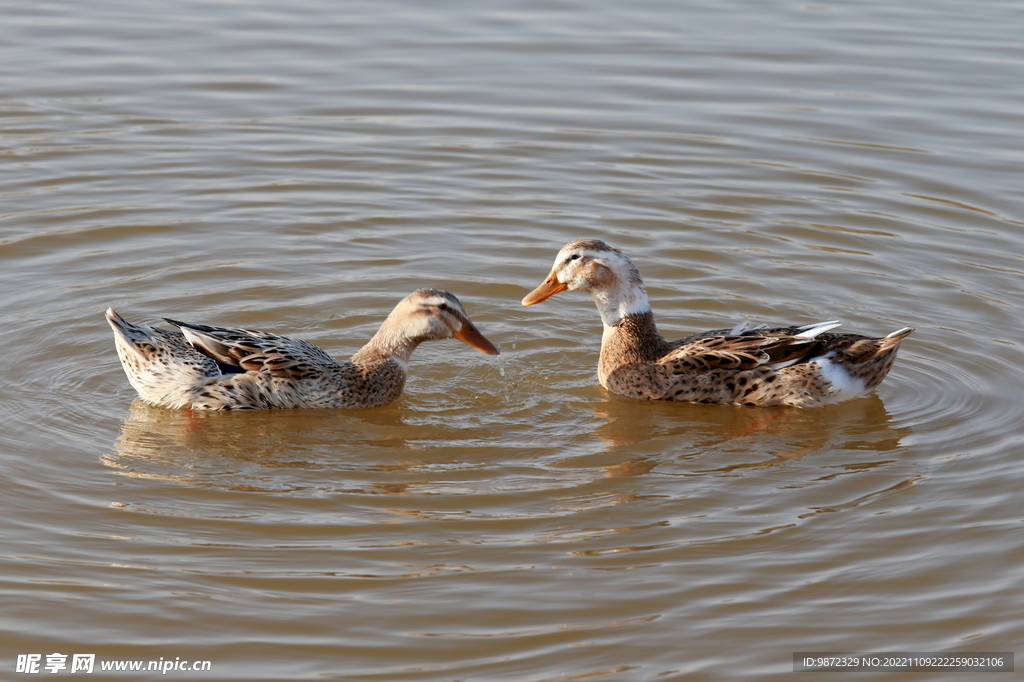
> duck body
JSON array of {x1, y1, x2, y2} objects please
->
[
  {"x1": 107, "y1": 289, "x2": 499, "y2": 411},
  {"x1": 523, "y1": 239, "x2": 913, "y2": 407}
]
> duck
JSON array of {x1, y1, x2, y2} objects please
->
[
  {"x1": 106, "y1": 289, "x2": 499, "y2": 410},
  {"x1": 521, "y1": 239, "x2": 913, "y2": 407}
]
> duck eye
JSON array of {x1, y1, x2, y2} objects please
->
[{"x1": 568, "y1": 253, "x2": 581, "y2": 261}]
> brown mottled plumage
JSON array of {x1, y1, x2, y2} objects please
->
[
  {"x1": 106, "y1": 289, "x2": 499, "y2": 410},
  {"x1": 522, "y1": 239, "x2": 913, "y2": 407}
]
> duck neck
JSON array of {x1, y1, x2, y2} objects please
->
[
  {"x1": 591, "y1": 279, "x2": 663, "y2": 361},
  {"x1": 598, "y1": 308, "x2": 666, "y2": 387},
  {"x1": 600, "y1": 308, "x2": 664, "y2": 357},
  {"x1": 590, "y1": 276, "x2": 652, "y2": 327},
  {"x1": 356, "y1": 320, "x2": 423, "y2": 367}
]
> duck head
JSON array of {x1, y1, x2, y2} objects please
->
[
  {"x1": 521, "y1": 239, "x2": 650, "y2": 327},
  {"x1": 388, "y1": 289, "x2": 500, "y2": 354}
]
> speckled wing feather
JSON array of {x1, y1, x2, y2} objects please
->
[
  {"x1": 648, "y1": 326, "x2": 908, "y2": 406},
  {"x1": 165, "y1": 319, "x2": 343, "y2": 380},
  {"x1": 661, "y1": 328, "x2": 821, "y2": 374}
]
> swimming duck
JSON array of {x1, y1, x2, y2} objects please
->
[
  {"x1": 522, "y1": 239, "x2": 913, "y2": 407},
  {"x1": 107, "y1": 289, "x2": 499, "y2": 410}
]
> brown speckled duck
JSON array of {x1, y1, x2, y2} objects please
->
[
  {"x1": 107, "y1": 289, "x2": 499, "y2": 410},
  {"x1": 522, "y1": 239, "x2": 913, "y2": 407}
]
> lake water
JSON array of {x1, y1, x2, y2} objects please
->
[{"x1": 2, "y1": 0, "x2": 1022, "y2": 679}]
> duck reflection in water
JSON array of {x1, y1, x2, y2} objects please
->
[
  {"x1": 554, "y1": 392, "x2": 910, "y2": 478},
  {"x1": 105, "y1": 400, "x2": 420, "y2": 494}
]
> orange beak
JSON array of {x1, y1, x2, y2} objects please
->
[
  {"x1": 454, "y1": 320, "x2": 500, "y2": 355},
  {"x1": 521, "y1": 273, "x2": 568, "y2": 306}
]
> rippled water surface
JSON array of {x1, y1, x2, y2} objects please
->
[{"x1": 2, "y1": 0, "x2": 1023, "y2": 679}]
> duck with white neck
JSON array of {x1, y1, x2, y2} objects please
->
[{"x1": 522, "y1": 239, "x2": 913, "y2": 407}]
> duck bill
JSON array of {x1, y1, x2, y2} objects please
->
[
  {"x1": 521, "y1": 274, "x2": 567, "y2": 306},
  {"x1": 454, "y1": 321, "x2": 500, "y2": 355}
]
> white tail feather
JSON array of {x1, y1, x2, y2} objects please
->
[
  {"x1": 815, "y1": 356, "x2": 869, "y2": 400},
  {"x1": 730, "y1": 319, "x2": 753, "y2": 335},
  {"x1": 729, "y1": 319, "x2": 769, "y2": 335},
  {"x1": 795, "y1": 320, "x2": 842, "y2": 339}
]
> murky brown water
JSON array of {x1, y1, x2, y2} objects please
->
[{"x1": 2, "y1": 0, "x2": 1023, "y2": 679}]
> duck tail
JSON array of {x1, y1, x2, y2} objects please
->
[
  {"x1": 106, "y1": 308, "x2": 223, "y2": 408},
  {"x1": 106, "y1": 308, "x2": 157, "y2": 357},
  {"x1": 879, "y1": 326, "x2": 915, "y2": 350}
]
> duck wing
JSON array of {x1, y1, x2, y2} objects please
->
[
  {"x1": 164, "y1": 319, "x2": 342, "y2": 380},
  {"x1": 661, "y1": 321, "x2": 843, "y2": 374}
]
